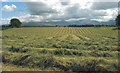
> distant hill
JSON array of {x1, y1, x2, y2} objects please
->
[
  {"x1": 2, "y1": 19, "x2": 116, "y2": 27},
  {"x1": 22, "y1": 19, "x2": 116, "y2": 26}
]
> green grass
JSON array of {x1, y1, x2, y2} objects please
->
[{"x1": 2, "y1": 27, "x2": 119, "y2": 71}]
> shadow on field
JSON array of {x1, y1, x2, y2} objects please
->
[{"x1": 112, "y1": 27, "x2": 120, "y2": 30}]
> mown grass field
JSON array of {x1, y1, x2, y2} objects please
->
[{"x1": 2, "y1": 27, "x2": 119, "y2": 71}]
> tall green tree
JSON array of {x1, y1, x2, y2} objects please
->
[
  {"x1": 10, "y1": 18, "x2": 22, "y2": 27},
  {"x1": 116, "y1": 14, "x2": 120, "y2": 28}
]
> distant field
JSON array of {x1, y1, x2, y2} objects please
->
[{"x1": 2, "y1": 27, "x2": 119, "y2": 71}]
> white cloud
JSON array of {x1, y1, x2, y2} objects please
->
[
  {"x1": 1, "y1": 0, "x2": 8, "y2": 1},
  {"x1": 1, "y1": 4, "x2": 17, "y2": 12},
  {"x1": 1, "y1": 0, "x2": 22, "y2": 2},
  {"x1": 90, "y1": 9, "x2": 118, "y2": 22},
  {"x1": 1, "y1": 14, "x2": 52, "y2": 25},
  {"x1": 0, "y1": 18, "x2": 10, "y2": 25},
  {"x1": 93, "y1": 0, "x2": 119, "y2": 2},
  {"x1": 65, "y1": 18, "x2": 86, "y2": 22}
]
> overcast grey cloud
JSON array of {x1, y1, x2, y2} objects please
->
[
  {"x1": 26, "y1": 2, "x2": 57, "y2": 15},
  {"x1": 61, "y1": 2, "x2": 70, "y2": 6},
  {"x1": 91, "y1": 2, "x2": 118, "y2": 10}
]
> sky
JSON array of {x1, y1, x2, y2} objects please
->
[{"x1": 0, "y1": 0, "x2": 119, "y2": 25}]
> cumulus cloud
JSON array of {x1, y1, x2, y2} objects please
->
[
  {"x1": 23, "y1": 0, "x2": 118, "y2": 22},
  {"x1": 1, "y1": 0, "x2": 118, "y2": 25},
  {"x1": 93, "y1": 0, "x2": 119, "y2": 2},
  {"x1": 1, "y1": 4, "x2": 16, "y2": 12},
  {"x1": 63, "y1": 4, "x2": 108, "y2": 19},
  {"x1": 28, "y1": 0, "x2": 119, "y2": 2}
]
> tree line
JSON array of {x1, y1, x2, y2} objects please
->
[{"x1": 67, "y1": 24, "x2": 116, "y2": 27}]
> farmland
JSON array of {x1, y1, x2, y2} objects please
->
[{"x1": 2, "y1": 27, "x2": 119, "y2": 71}]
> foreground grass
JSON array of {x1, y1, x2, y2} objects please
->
[
  {"x1": 2, "y1": 48, "x2": 119, "y2": 71},
  {"x1": 2, "y1": 27, "x2": 119, "y2": 71},
  {"x1": 3, "y1": 64, "x2": 41, "y2": 71}
]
